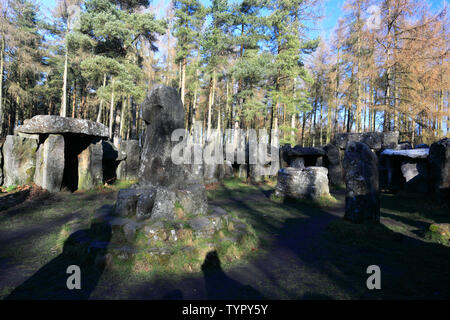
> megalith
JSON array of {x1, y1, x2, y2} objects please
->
[
  {"x1": 343, "y1": 141, "x2": 380, "y2": 223},
  {"x1": 34, "y1": 134, "x2": 65, "y2": 192}
]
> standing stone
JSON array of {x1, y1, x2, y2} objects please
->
[
  {"x1": 275, "y1": 167, "x2": 329, "y2": 200},
  {"x1": 238, "y1": 164, "x2": 248, "y2": 179},
  {"x1": 382, "y1": 131, "x2": 399, "y2": 149},
  {"x1": 223, "y1": 160, "x2": 234, "y2": 178},
  {"x1": 428, "y1": 138, "x2": 450, "y2": 204},
  {"x1": 204, "y1": 163, "x2": 219, "y2": 184},
  {"x1": 78, "y1": 140, "x2": 103, "y2": 190},
  {"x1": 34, "y1": 134, "x2": 65, "y2": 192},
  {"x1": 139, "y1": 85, "x2": 188, "y2": 189},
  {"x1": 3, "y1": 135, "x2": 38, "y2": 186},
  {"x1": 344, "y1": 142, "x2": 380, "y2": 223},
  {"x1": 323, "y1": 143, "x2": 343, "y2": 186},
  {"x1": 116, "y1": 140, "x2": 140, "y2": 181},
  {"x1": 291, "y1": 157, "x2": 305, "y2": 169}
]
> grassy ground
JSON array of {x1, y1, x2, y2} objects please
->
[{"x1": 0, "y1": 178, "x2": 449, "y2": 299}]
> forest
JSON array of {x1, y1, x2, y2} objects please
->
[{"x1": 0, "y1": 0, "x2": 448, "y2": 147}]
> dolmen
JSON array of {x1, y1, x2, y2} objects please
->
[
  {"x1": 380, "y1": 147, "x2": 429, "y2": 193},
  {"x1": 0, "y1": 115, "x2": 140, "y2": 192}
]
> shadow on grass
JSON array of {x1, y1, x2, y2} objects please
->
[
  {"x1": 201, "y1": 250, "x2": 266, "y2": 300},
  {"x1": 380, "y1": 192, "x2": 450, "y2": 224},
  {"x1": 5, "y1": 223, "x2": 111, "y2": 300},
  {"x1": 275, "y1": 197, "x2": 450, "y2": 299}
]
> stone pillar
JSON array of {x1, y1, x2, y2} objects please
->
[
  {"x1": 323, "y1": 143, "x2": 343, "y2": 187},
  {"x1": 34, "y1": 134, "x2": 65, "y2": 192},
  {"x1": 429, "y1": 138, "x2": 450, "y2": 204},
  {"x1": 116, "y1": 140, "x2": 140, "y2": 181},
  {"x1": 3, "y1": 135, "x2": 38, "y2": 186},
  {"x1": 78, "y1": 139, "x2": 103, "y2": 190},
  {"x1": 343, "y1": 142, "x2": 380, "y2": 223}
]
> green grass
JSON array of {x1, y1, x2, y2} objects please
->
[{"x1": 1, "y1": 178, "x2": 449, "y2": 299}]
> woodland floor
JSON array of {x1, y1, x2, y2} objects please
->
[{"x1": 0, "y1": 178, "x2": 449, "y2": 300}]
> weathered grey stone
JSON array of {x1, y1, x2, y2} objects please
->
[
  {"x1": 381, "y1": 148, "x2": 429, "y2": 159},
  {"x1": 16, "y1": 132, "x2": 39, "y2": 140},
  {"x1": 136, "y1": 189, "x2": 157, "y2": 221},
  {"x1": 343, "y1": 142, "x2": 379, "y2": 223},
  {"x1": 139, "y1": 85, "x2": 189, "y2": 189},
  {"x1": 323, "y1": 143, "x2": 343, "y2": 186},
  {"x1": 291, "y1": 157, "x2": 305, "y2": 169},
  {"x1": 382, "y1": 131, "x2": 399, "y2": 149},
  {"x1": 396, "y1": 141, "x2": 412, "y2": 150},
  {"x1": 116, "y1": 140, "x2": 140, "y2": 181},
  {"x1": 189, "y1": 216, "x2": 217, "y2": 236},
  {"x1": 238, "y1": 164, "x2": 248, "y2": 179},
  {"x1": 114, "y1": 188, "x2": 141, "y2": 217},
  {"x1": 15, "y1": 115, "x2": 109, "y2": 137},
  {"x1": 190, "y1": 163, "x2": 204, "y2": 181},
  {"x1": 204, "y1": 163, "x2": 219, "y2": 184},
  {"x1": 333, "y1": 133, "x2": 362, "y2": 149},
  {"x1": 175, "y1": 183, "x2": 208, "y2": 215},
  {"x1": 428, "y1": 138, "x2": 450, "y2": 204},
  {"x1": 333, "y1": 131, "x2": 399, "y2": 151},
  {"x1": 34, "y1": 134, "x2": 65, "y2": 192},
  {"x1": 3, "y1": 135, "x2": 38, "y2": 186},
  {"x1": 150, "y1": 187, "x2": 176, "y2": 221},
  {"x1": 144, "y1": 221, "x2": 165, "y2": 236},
  {"x1": 275, "y1": 166, "x2": 330, "y2": 199},
  {"x1": 361, "y1": 133, "x2": 382, "y2": 150},
  {"x1": 400, "y1": 161, "x2": 428, "y2": 193},
  {"x1": 280, "y1": 144, "x2": 291, "y2": 168},
  {"x1": 288, "y1": 146, "x2": 325, "y2": 157},
  {"x1": 223, "y1": 160, "x2": 234, "y2": 178},
  {"x1": 249, "y1": 163, "x2": 264, "y2": 183},
  {"x1": 78, "y1": 139, "x2": 103, "y2": 190}
]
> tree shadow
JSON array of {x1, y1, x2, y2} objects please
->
[
  {"x1": 201, "y1": 250, "x2": 266, "y2": 300},
  {"x1": 5, "y1": 223, "x2": 111, "y2": 300}
]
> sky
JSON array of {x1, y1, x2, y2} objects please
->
[{"x1": 40, "y1": 0, "x2": 446, "y2": 42}]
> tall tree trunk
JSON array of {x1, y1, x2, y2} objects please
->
[
  {"x1": 181, "y1": 57, "x2": 186, "y2": 106},
  {"x1": 109, "y1": 78, "x2": 115, "y2": 139},
  {"x1": 61, "y1": 43, "x2": 68, "y2": 117},
  {"x1": 97, "y1": 73, "x2": 106, "y2": 123},
  {"x1": 71, "y1": 81, "x2": 77, "y2": 118},
  {"x1": 206, "y1": 70, "x2": 216, "y2": 140}
]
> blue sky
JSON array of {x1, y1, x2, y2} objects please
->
[{"x1": 40, "y1": 0, "x2": 445, "y2": 41}]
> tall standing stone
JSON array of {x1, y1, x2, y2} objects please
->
[
  {"x1": 34, "y1": 134, "x2": 65, "y2": 192},
  {"x1": 139, "y1": 85, "x2": 188, "y2": 189},
  {"x1": 78, "y1": 139, "x2": 103, "y2": 190},
  {"x1": 323, "y1": 143, "x2": 343, "y2": 186},
  {"x1": 429, "y1": 138, "x2": 450, "y2": 204},
  {"x1": 343, "y1": 142, "x2": 380, "y2": 223},
  {"x1": 3, "y1": 135, "x2": 38, "y2": 186},
  {"x1": 116, "y1": 140, "x2": 140, "y2": 181}
]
